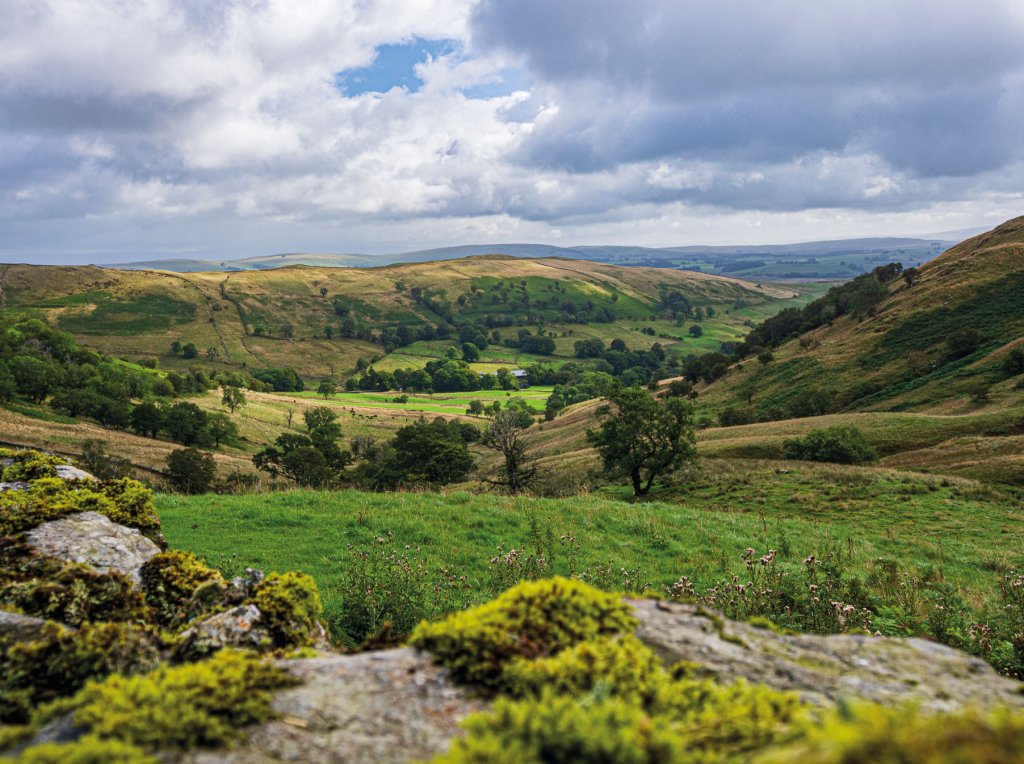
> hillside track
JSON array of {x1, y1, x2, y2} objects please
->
[
  {"x1": 164, "y1": 272, "x2": 234, "y2": 363},
  {"x1": 0, "y1": 263, "x2": 9, "y2": 313}
]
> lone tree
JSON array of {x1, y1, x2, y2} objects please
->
[
  {"x1": 280, "y1": 324, "x2": 295, "y2": 339},
  {"x1": 319, "y1": 286, "x2": 328, "y2": 298},
  {"x1": 318, "y1": 379, "x2": 336, "y2": 400},
  {"x1": 586, "y1": 383, "x2": 697, "y2": 498},
  {"x1": 480, "y1": 410, "x2": 544, "y2": 496},
  {"x1": 221, "y1": 385, "x2": 247, "y2": 413},
  {"x1": 758, "y1": 350, "x2": 775, "y2": 367}
]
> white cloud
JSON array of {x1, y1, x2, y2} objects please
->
[{"x1": 0, "y1": 0, "x2": 1022, "y2": 263}]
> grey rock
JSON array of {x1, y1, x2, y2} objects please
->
[
  {"x1": 176, "y1": 605, "x2": 271, "y2": 654},
  {"x1": 168, "y1": 648, "x2": 488, "y2": 764},
  {"x1": 629, "y1": 598, "x2": 1024, "y2": 713},
  {"x1": 55, "y1": 465, "x2": 97, "y2": 481},
  {"x1": 24, "y1": 511, "x2": 160, "y2": 583},
  {"x1": 0, "y1": 610, "x2": 47, "y2": 642},
  {"x1": 0, "y1": 482, "x2": 30, "y2": 493}
]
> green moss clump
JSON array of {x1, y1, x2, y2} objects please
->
[
  {"x1": 0, "y1": 622, "x2": 163, "y2": 724},
  {"x1": 760, "y1": 704, "x2": 1024, "y2": 764},
  {"x1": 252, "y1": 571, "x2": 323, "y2": 649},
  {"x1": 432, "y1": 675, "x2": 814, "y2": 764},
  {"x1": 140, "y1": 550, "x2": 223, "y2": 629},
  {"x1": 1, "y1": 565, "x2": 148, "y2": 628},
  {"x1": 409, "y1": 577, "x2": 638, "y2": 689},
  {"x1": 0, "y1": 450, "x2": 65, "y2": 483},
  {"x1": 42, "y1": 650, "x2": 297, "y2": 752},
  {"x1": 502, "y1": 635, "x2": 667, "y2": 706},
  {"x1": 7, "y1": 736, "x2": 156, "y2": 764}
]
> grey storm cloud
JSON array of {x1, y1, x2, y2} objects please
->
[{"x1": 471, "y1": 0, "x2": 1024, "y2": 178}]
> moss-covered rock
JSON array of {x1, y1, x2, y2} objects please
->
[
  {"x1": 0, "y1": 451, "x2": 65, "y2": 483},
  {"x1": 38, "y1": 650, "x2": 297, "y2": 751},
  {"x1": 140, "y1": 550, "x2": 224, "y2": 629},
  {"x1": 7, "y1": 736, "x2": 157, "y2": 764},
  {"x1": 0, "y1": 538, "x2": 150, "y2": 628},
  {"x1": 0, "y1": 622, "x2": 163, "y2": 724},
  {"x1": 0, "y1": 457, "x2": 164, "y2": 547},
  {"x1": 409, "y1": 577, "x2": 637, "y2": 690}
]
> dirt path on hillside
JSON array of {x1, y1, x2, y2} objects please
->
[
  {"x1": 168, "y1": 274, "x2": 233, "y2": 363},
  {"x1": 0, "y1": 263, "x2": 10, "y2": 313},
  {"x1": 220, "y1": 274, "x2": 267, "y2": 366}
]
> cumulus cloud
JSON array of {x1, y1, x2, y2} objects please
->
[{"x1": 0, "y1": 0, "x2": 1022, "y2": 262}]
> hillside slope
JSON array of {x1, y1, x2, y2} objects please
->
[
  {"x1": 0, "y1": 256, "x2": 806, "y2": 379},
  {"x1": 695, "y1": 215, "x2": 1024, "y2": 416}
]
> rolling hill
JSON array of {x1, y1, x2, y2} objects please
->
[
  {"x1": 0, "y1": 255, "x2": 811, "y2": 380},
  {"x1": 95, "y1": 235, "x2": 964, "y2": 274},
  {"x1": 668, "y1": 214, "x2": 1024, "y2": 483}
]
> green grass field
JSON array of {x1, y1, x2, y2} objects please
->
[{"x1": 157, "y1": 461, "x2": 1024, "y2": 635}]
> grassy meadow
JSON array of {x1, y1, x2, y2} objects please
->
[{"x1": 157, "y1": 460, "x2": 1024, "y2": 638}]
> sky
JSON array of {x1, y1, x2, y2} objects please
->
[{"x1": 2, "y1": 0, "x2": 1024, "y2": 264}]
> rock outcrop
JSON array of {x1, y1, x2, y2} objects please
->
[
  {"x1": 176, "y1": 605, "x2": 272, "y2": 655},
  {"x1": 629, "y1": 598, "x2": 1024, "y2": 713},
  {"x1": 24, "y1": 511, "x2": 160, "y2": 583},
  {"x1": 168, "y1": 648, "x2": 488, "y2": 764}
]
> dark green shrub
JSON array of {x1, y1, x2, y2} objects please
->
[
  {"x1": 946, "y1": 327, "x2": 981, "y2": 359},
  {"x1": 783, "y1": 426, "x2": 877, "y2": 465},
  {"x1": 785, "y1": 387, "x2": 833, "y2": 419},
  {"x1": 718, "y1": 407, "x2": 755, "y2": 427},
  {"x1": 1003, "y1": 348, "x2": 1024, "y2": 378},
  {"x1": 165, "y1": 448, "x2": 216, "y2": 494}
]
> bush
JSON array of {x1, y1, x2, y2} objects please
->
[
  {"x1": 783, "y1": 426, "x2": 877, "y2": 465},
  {"x1": 409, "y1": 578, "x2": 637, "y2": 689},
  {"x1": 718, "y1": 407, "x2": 755, "y2": 427},
  {"x1": 1003, "y1": 348, "x2": 1024, "y2": 378},
  {"x1": 946, "y1": 327, "x2": 981, "y2": 359},
  {"x1": 165, "y1": 448, "x2": 216, "y2": 494}
]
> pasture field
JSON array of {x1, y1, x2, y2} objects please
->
[{"x1": 157, "y1": 461, "x2": 1024, "y2": 635}]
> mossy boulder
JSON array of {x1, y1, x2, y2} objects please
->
[{"x1": 24, "y1": 512, "x2": 160, "y2": 584}]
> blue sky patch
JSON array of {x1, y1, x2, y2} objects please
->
[{"x1": 337, "y1": 38, "x2": 458, "y2": 95}]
